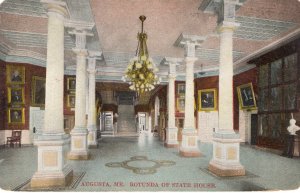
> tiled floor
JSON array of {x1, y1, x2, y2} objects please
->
[{"x1": 0, "y1": 134, "x2": 299, "y2": 191}]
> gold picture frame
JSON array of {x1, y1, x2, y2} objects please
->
[
  {"x1": 177, "y1": 83, "x2": 185, "y2": 95},
  {"x1": 237, "y1": 83, "x2": 257, "y2": 110},
  {"x1": 7, "y1": 87, "x2": 25, "y2": 105},
  {"x1": 67, "y1": 77, "x2": 76, "y2": 91},
  {"x1": 176, "y1": 98, "x2": 185, "y2": 112},
  {"x1": 67, "y1": 94, "x2": 76, "y2": 108},
  {"x1": 198, "y1": 88, "x2": 217, "y2": 111},
  {"x1": 6, "y1": 65, "x2": 25, "y2": 84},
  {"x1": 31, "y1": 76, "x2": 46, "y2": 107},
  {"x1": 8, "y1": 108, "x2": 25, "y2": 124}
]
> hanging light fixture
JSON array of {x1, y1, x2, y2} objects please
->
[{"x1": 122, "y1": 15, "x2": 160, "y2": 94}]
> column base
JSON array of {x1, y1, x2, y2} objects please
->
[
  {"x1": 68, "y1": 127, "x2": 89, "y2": 160},
  {"x1": 87, "y1": 127, "x2": 98, "y2": 148},
  {"x1": 179, "y1": 128, "x2": 201, "y2": 157},
  {"x1": 30, "y1": 134, "x2": 73, "y2": 188},
  {"x1": 179, "y1": 149, "x2": 201, "y2": 157},
  {"x1": 67, "y1": 152, "x2": 90, "y2": 160},
  {"x1": 164, "y1": 143, "x2": 179, "y2": 148},
  {"x1": 208, "y1": 131, "x2": 245, "y2": 177},
  {"x1": 165, "y1": 127, "x2": 179, "y2": 148},
  {"x1": 208, "y1": 161, "x2": 245, "y2": 177},
  {"x1": 31, "y1": 165, "x2": 73, "y2": 188},
  {"x1": 88, "y1": 144, "x2": 98, "y2": 149}
]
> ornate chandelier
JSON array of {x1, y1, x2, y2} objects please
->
[{"x1": 122, "y1": 15, "x2": 160, "y2": 94}]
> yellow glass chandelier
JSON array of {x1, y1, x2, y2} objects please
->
[{"x1": 123, "y1": 15, "x2": 160, "y2": 94}]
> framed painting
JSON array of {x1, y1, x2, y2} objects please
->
[
  {"x1": 8, "y1": 108, "x2": 25, "y2": 124},
  {"x1": 176, "y1": 98, "x2": 185, "y2": 112},
  {"x1": 7, "y1": 87, "x2": 25, "y2": 105},
  {"x1": 6, "y1": 65, "x2": 25, "y2": 84},
  {"x1": 237, "y1": 83, "x2": 257, "y2": 110},
  {"x1": 31, "y1": 76, "x2": 46, "y2": 106},
  {"x1": 177, "y1": 83, "x2": 185, "y2": 95},
  {"x1": 198, "y1": 88, "x2": 217, "y2": 111},
  {"x1": 67, "y1": 94, "x2": 76, "y2": 108},
  {"x1": 67, "y1": 77, "x2": 76, "y2": 91}
]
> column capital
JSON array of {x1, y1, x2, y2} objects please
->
[
  {"x1": 73, "y1": 48, "x2": 88, "y2": 56},
  {"x1": 217, "y1": 21, "x2": 240, "y2": 33},
  {"x1": 174, "y1": 34, "x2": 206, "y2": 57},
  {"x1": 41, "y1": 0, "x2": 69, "y2": 19},
  {"x1": 168, "y1": 74, "x2": 176, "y2": 80},
  {"x1": 199, "y1": 0, "x2": 243, "y2": 26},
  {"x1": 160, "y1": 57, "x2": 183, "y2": 75},
  {"x1": 69, "y1": 31, "x2": 88, "y2": 50}
]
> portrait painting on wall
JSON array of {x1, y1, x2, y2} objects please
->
[
  {"x1": 67, "y1": 94, "x2": 76, "y2": 108},
  {"x1": 8, "y1": 87, "x2": 25, "y2": 105},
  {"x1": 32, "y1": 76, "x2": 46, "y2": 106},
  {"x1": 6, "y1": 65, "x2": 25, "y2": 84},
  {"x1": 8, "y1": 108, "x2": 25, "y2": 124},
  {"x1": 177, "y1": 83, "x2": 185, "y2": 95},
  {"x1": 67, "y1": 77, "x2": 76, "y2": 91},
  {"x1": 176, "y1": 98, "x2": 185, "y2": 112},
  {"x1": 198, "y1": 88, "x2": 217, "y2": 111},
  {"x1": 237, "y1": 83, "x2": 257, "y2": 110}
]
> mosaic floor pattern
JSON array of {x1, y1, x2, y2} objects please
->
[{"x1": 106, "y1": 156, "x2": 176, "y2": 174}]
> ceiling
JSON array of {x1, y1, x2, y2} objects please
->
[{"x1": 0, "y1": 0, "x2": 300, "y2": 83}]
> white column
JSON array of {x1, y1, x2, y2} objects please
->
[
  {"x1": 183, "y1": 57, "x2": 196, "y2": 128},
  {"x1": 68, "y1": 32, "x2": 89, "y2": 160},
  {"x1": 174, "y1": 35, "x2": 205, "y2": 157},
  {"x1": 31, "y1": 0, "x2": 73, "y2": 188},
  {"x1": 207, "y1": 0, "x2": 245, "y2": 176},
  {"x1": 87, "y1": 57, "x2": 97, "y2": 147},
  {"x1": 163, "y1": 58, "x2": 180, "y2": 148},
  {"x1": 179, "y1": 51, "x2": 200, "y2": 157},
  {"x1": 218, "y1": 27, "x2": 234, "y2": 133},
  {"x1": 168, "y1": 74, "x2": 176, "y2": 128}
]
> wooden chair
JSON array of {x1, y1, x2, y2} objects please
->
[{"x1": 6, "y1": 130, "x2": 22, "y2": 147}]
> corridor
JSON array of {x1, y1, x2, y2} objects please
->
[{"x1": 0, "y1": 135, "x2": 299, "y2": 191}]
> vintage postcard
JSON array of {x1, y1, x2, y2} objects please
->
[{"x1": 0, "y1": 0, "x2": 299, "y2": 192}]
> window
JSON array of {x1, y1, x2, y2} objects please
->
[{"x1": 258, "y1": 53, "x2": 298, "y2": 139}]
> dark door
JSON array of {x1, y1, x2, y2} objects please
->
[{"x1": 251, "y1": 114, "x2": 258, "y2": 145}]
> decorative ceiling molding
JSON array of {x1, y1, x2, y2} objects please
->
[
  {"x1": 235, "y1": 16, "x2": 296, "y2": 40},
  {"x1": 196, "y1": 48, "x2": 245, "y2": 63},
  {"x1": 0, "y1": 0, "x2": 47, "y2": 18},
  {"x1": 66, "y1": 0, "x2": 94, "y2": 22},
  {"x1": 234, "y1": 27, "x2": 300, "y2": 66},
  {"x1": 0, "y1": 30, "x2": 75, "y2": 50}
]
